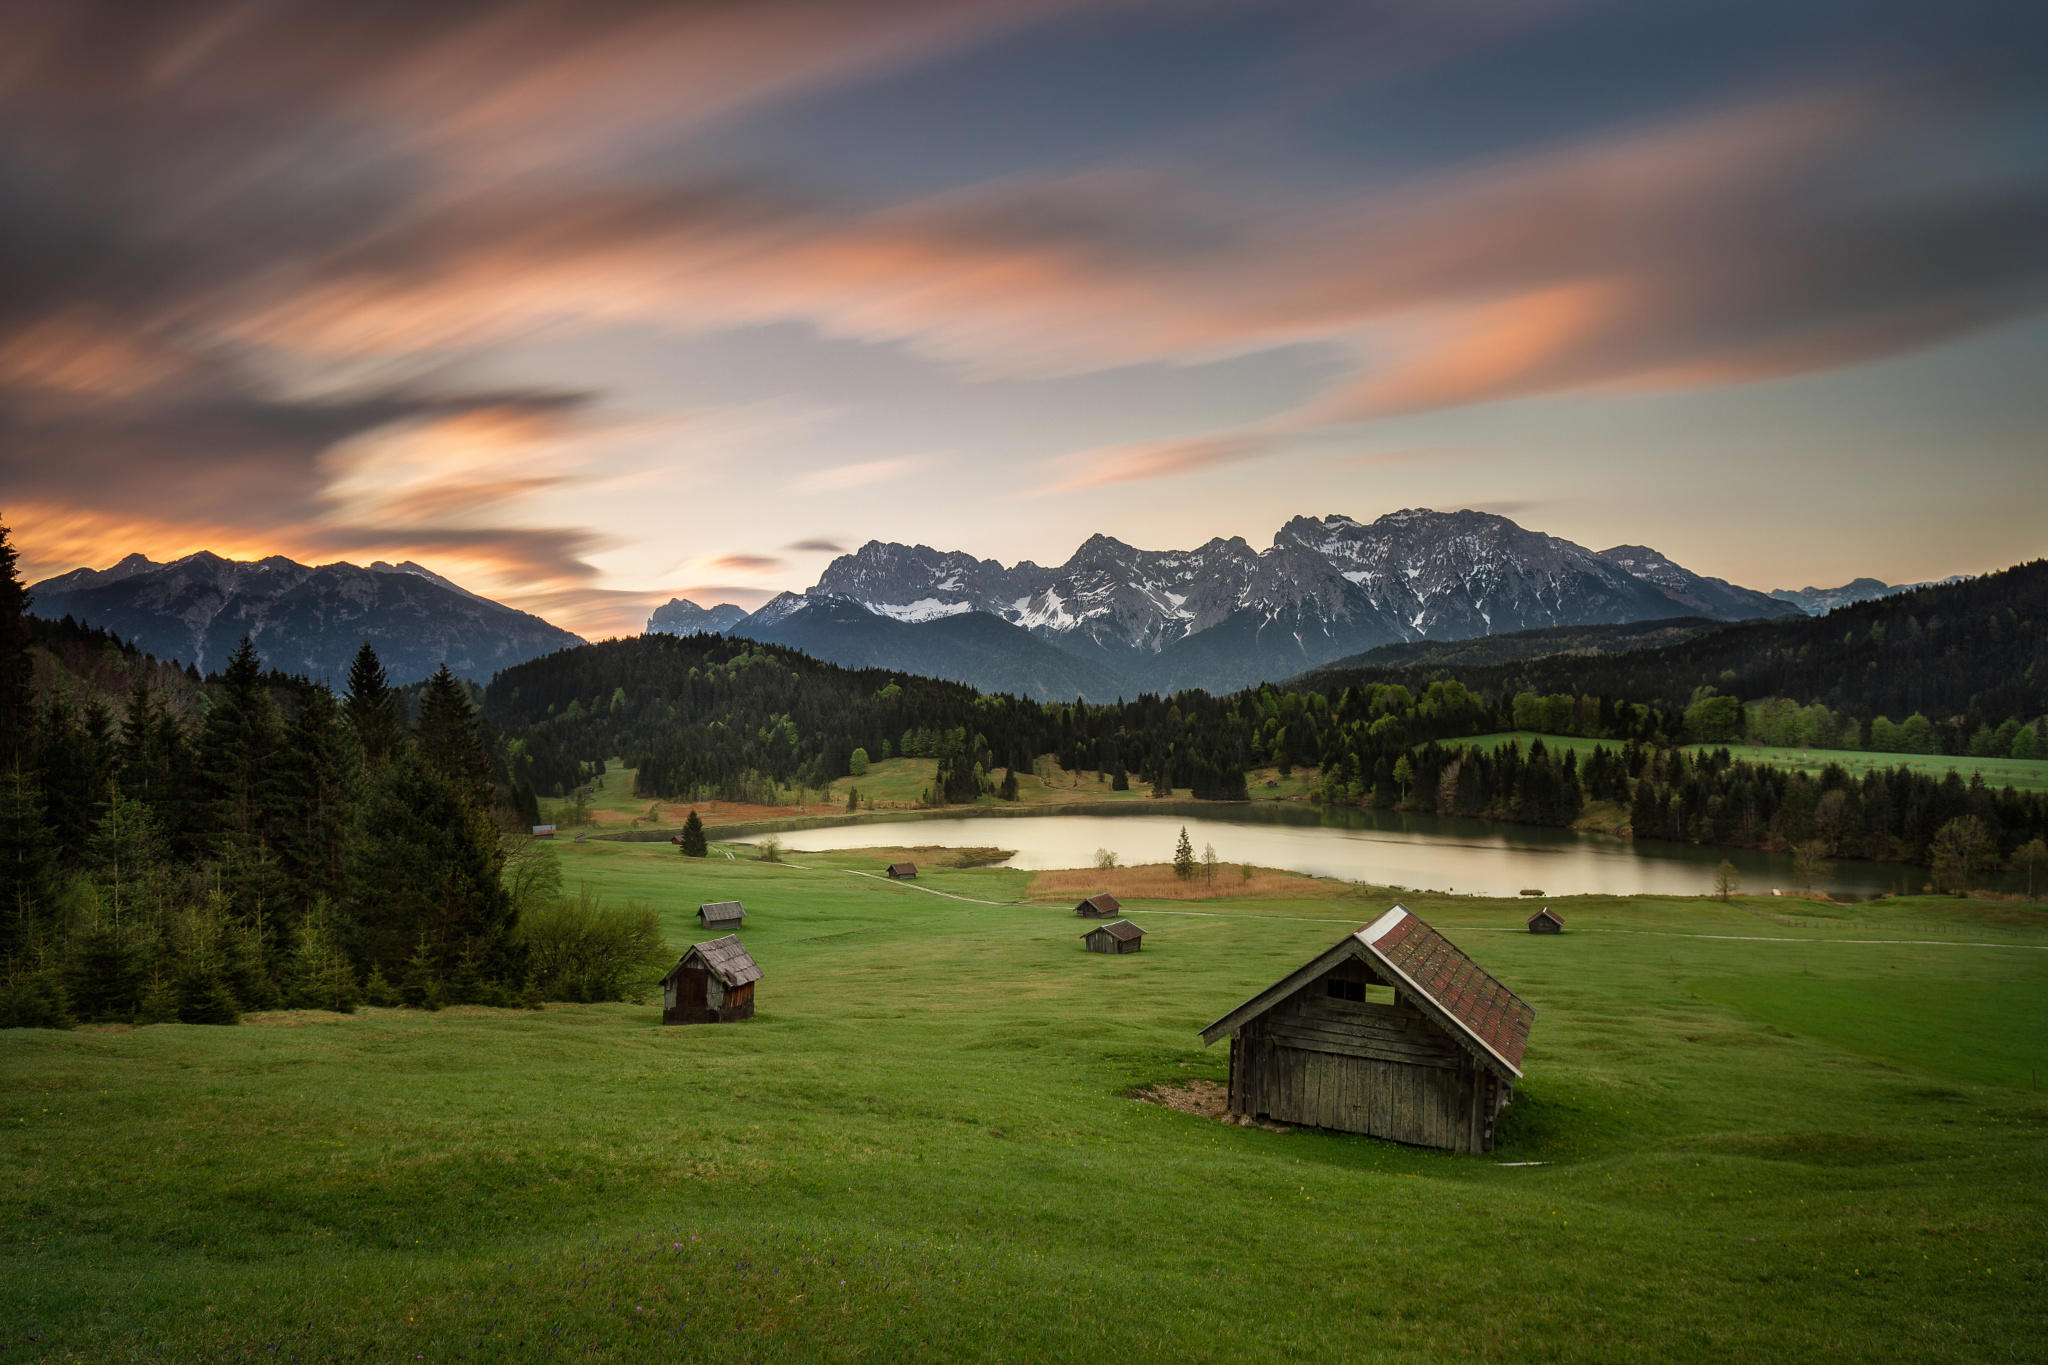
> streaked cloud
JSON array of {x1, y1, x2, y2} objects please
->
[
  {"x1": 789, "y1": 457, "x2": 921, "y2": 495},
  {"x1": 784, "y1": 538, "x2": 847, "y2": 554}
]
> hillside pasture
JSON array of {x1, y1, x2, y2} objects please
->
[{"x1": 4, "y1": 842, "x2": 2043, "y2": 1362}]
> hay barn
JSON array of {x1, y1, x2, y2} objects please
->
[
  {"x1": 698, "y1": 900, "x2": 745, "y2": 928},
  {"x1": 531, "y1": 824, "x2": 555, "y2": 838},
  {"x1": 1075, "y1": 893, "x2": 1121, "y2": 918},
  {"x1": 1527, "y1": 907, "x2": 1564, "y2": 933},
  {"x1": 887, "y1": 862, "x2": 918, "y2": 880},
  {"x1": 1083, "y1": 920, "x2": 1145, "y2": 954},
  {"x1": 1199, "y1": 904, "x2": 1535, "y2": 1154},
  {"x1": 661, "y1": 935, "x2": 759, "y2": 1025}
]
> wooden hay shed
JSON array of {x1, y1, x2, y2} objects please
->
[
  {"x1": 886, "y1": 861, "x2": 918, "y2": 880},
  {"x1": 1083, "y1": 919, "x2": 1145, "y2": 954},
  {"x1": 531, "y1": 824, "x2": 556, "y2": 838},
  {"x1": 1075, "y1": 893, "x2": 1121, "y2": 918},
  {"x1": 1527, "y1": 906, "x2": 1564, "y2": 934},
  {"x1": 697, "y1": 900, "x2": 745, "y2": 928},
  {"x1": 1199, "y1": 904, "x2": 1535, "y2": 1154},
  {"x1": 661, "y1": 935, "x2": 760, "y2": 1025}
]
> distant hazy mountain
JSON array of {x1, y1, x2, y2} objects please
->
[
  {"x1": 722, "y1": 508, "x2": 1797, "y2": 698},
  {"x1": 30, "y1": 552, "x2": 583, "y2": 684},
  {"x1": 1597, "y1": 545, "x2": 1800, "y2": 621},
  {"x1": 645, "y1": 598, "x2": 749, "y2": 635},
  {"x1": 1766, "y1": 576, "x2": 1964, "y2": 614}
]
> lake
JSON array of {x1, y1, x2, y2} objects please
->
[{"x1": 736, "y1": 803, "x2": 1921, "y2": 899}]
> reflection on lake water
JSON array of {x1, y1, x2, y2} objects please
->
[{"x1": 738, "y1": 803, "x2": 1919, "y2": 900}]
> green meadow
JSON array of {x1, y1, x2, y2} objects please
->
[
  {"x1": 3, "y1": 839, "x2": 2044, "y2": 1362},
  {"x1": 1457, "y1": 732, "x2": 2048, "y2": 792}
]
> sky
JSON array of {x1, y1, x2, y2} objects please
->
[{"x1": 4, "y1": 0, "x2": 2046, "y2": 637}]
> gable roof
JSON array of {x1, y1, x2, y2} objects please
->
[
  {"x1": 888, "y1": 862, "x2": 917, "y2": 876},
  {"x1": 698, "y1": 900, "x2": 745, "y2": 923},
  {"x1": 1077, "y1": 893, "x2": 1121, "y2": 914},
  {"x1": 1199, "y1": 904, "x2": 1535, "y2": 1080},
  {"x1": 663, "y1": 934, "x2": 761, "y2": 988},
  {"x1": 1527, "y1": 907, "x2": 1563, "y2": 927},
  {"x1": 1083, "y1": 919, "x2": 1144, "y2": 943}
]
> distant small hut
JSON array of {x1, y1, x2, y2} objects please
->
[
  {"x1": 1199, "y1": 904, "x2": 1535, "y2": 1154},
  {"x1": 661, "y1": 935, "x2": 760, "y2": 1024},
  {"x1": 1527, "y1": 907, "x2": 1564, "y2": 934},
  {"x1": 531, "y1": 824, "x2": 556, "y2": 838},
  {"x1": 698, "y1": 900, "x2": 746, "y2": 928},
  {"x1": 1075, "y1": 893, "x2": 1121, "y2": 918},
  {"x1": 1083, "y1": 919, "x2": 1145, "y2": 954},
  {"x1": 886, "y1": 861, "x2": 918, "y2": 880}
]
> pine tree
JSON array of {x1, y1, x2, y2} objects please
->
[
  {"x1": 193, "y1": 637, "x2": 287, "y2": 916},
  {"x1": 679, "y1": 809, "x2": 708, "y2": 857},
  {"x1": 363, "y1": 964, "x2": 401, "y2": 1008},
  {"x1": 999, "y1": 767, "x2": 1020, "y2": 801},
  {"x1": 416, "y1": 665, "x2": 493, "y2": 806},
  {"x1": 273, "y1": 681, "x2": 354, "y2": 917},
  {"x1": 0, "y1": 519, "x2": 34, "y2": 771},
  {"x1": 0, "y1": 771, "x2": 58, "y2": 959},
  {"x1": 400, "y1": 934, "x2": 443, "y2": 1010},
  {"x1": 1173, "y1": 826, "x2": 1195, "y2": 880},
  {"x1": 344, "y1": 641, "x2": 404, "y2": 766}
]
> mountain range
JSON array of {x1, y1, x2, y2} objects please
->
[
  {"x1": 652, "y1": 508, "x2": 1807, "y2": 699},
  {"x1": 29, "y1": 552, "x2": 583, "y2": 685}
]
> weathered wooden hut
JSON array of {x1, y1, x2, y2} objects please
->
[
  {"x1": 1083, "y1": 919, "x2": 1145, "y2": 954},
  {"x1": 531, "y1": 824, "x2": 556, "y2": 838},
  {"x1": 1527, "y1": 907, "x2": 1564, "y2": 934},
  {"x1": 1075, "y1": 893, "x2": 1121, "y2": 918},
  {"x1": 697, "y1": 900, "x2": 745, "y2": 928},
  {"x1": 886, "y1": 861, "x2": 918, "y2": 880},
  {"x1": 1199, "y1": 904, "x2": 1535, "y2": 1154},
  {"x1": 661, "y1": 935, "x2": 760, "y2": 1024}
]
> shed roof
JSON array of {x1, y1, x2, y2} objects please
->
[
  {"x1": 1077, "y1": 893, "x2": 1121, "y2": 914},
  {"x1": 1527, "y1": 906, "x2": 1563, "y2": 927},
  {"x1": 698, "y1": 900, "x2": 745, "y2": 923},
  {"x1": 663, "y1": 935, "x2": 761, "y2": 989},
  {"x1": 1084, "y1": 919, "x2": 1145, "y2": 943},
  {"x1": 1198, "y1": 904, "x2": 1535, "y2": 1079},
  {"x1": 888, "y1": 862, "x2": 917, "y2": 876}
]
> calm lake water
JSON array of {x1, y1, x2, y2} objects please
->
[{"x1": 739, "y1": 803, "x2": 1920, "y2": 900}]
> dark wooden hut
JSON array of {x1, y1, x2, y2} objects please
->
[
  {"x1": 661, "y1": 935, "x2": 760, "y2": 1024},
  {"x1": 1083, "y1": 919, "x2": 1145, "y2": 954},
  {"x1": 1527, "y1": 907, "x2": 1564, "y2": 934},
  {"x1": 886, "y1": 861, "x2": 918, "y2": 880},
  {"x1": 1075, "y1": 893, "x2": 1121, "y2": 918},
  {"x1": 1199, "y1": 904, "x2": 1535, "y2": 1154},
  {"x1": 697, "y1": 900, "x2": 745, "y2": 928}
]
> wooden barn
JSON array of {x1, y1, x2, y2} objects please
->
[
  {"x1": 886, "y1": 861, "x2": 918, "y2": 880},
  {"x1": 1083, "y1": 919, "x2": 1145, "y2": 954},
  {"x1": 661, "y1": 935, "x2": 760, "y2": 1025},
  {"x1": 1527, "y1": 907, "x2": 1564, "y2": 934},
  {"x1": 697, "y1": 900, "x2": 745, "y2": 928},
  {"x1": 531, "y1": 824, "x2": 556, "y2": 838},
  {"x1": 1199, "y1": 904, "x2": 1535, "y2": 1154},
  {"x1": 1075, "y1": 893, "x2": 1121, "y2": 918}
]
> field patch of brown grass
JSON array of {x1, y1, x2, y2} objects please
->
[{"x1": 1024, "y1": 862, "x2": 1354, "y2": 902}]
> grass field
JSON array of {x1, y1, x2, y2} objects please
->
[
  {"x1": 4, "y1": 841, "x2": 2044, "y2": 1361},
  {"x1": 1457, "y1": 732, "x2": 2048, "y2": 792}
]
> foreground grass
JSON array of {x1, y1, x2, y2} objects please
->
[{"x1": 3, "y1": 843, "x2": 2044, "y2": 1362}]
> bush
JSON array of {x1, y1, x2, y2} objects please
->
[{"x1": 519, "y1": 886, "x2": 667, "y2": 1003}]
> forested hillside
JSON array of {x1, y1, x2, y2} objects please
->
[{"x1": 1300, "y1": 560, "x2": 2048, "y2": 738}]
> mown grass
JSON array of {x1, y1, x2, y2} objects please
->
[
  {"x1": 1458, "y1": 732, "x2": 2048, "y2": 792},
  {"x1": 3, "y1": 843, "x2": 2044, "y2": 1362}
]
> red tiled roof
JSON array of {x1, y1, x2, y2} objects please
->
[{"x1": 1364, "y1": 909, "x2": 1534, "y2": 1073}]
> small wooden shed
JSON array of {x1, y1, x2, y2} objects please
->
[
  {"x1": 1075, "y1": 893, "x2": 1121, "y2": 918},
  {"x1": 1527, "y1": 907, "x2": 1564, "y2": 934},
  {"x1": 531, "y1": 824, "x2": 556, "y2": 838},
  {"x1": 886, "y1": 861, "x2": 918, "y2": 880},
  {"x1": 698, "y1": 900, "x2": 745, "y2": 928},
  {"x1": 661, "y1": 935, "x2": 760, "y2": 1024},
  {"x1": 1199, "y1": 904, "x2": 1535, "y2": 1154},
  {"x1": 1083, "y1": 919, "x2": 1145, "y2": 954}
]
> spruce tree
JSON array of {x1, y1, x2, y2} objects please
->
[
  {"x1": 0, "y1": 771, "x2": 58, "y2": 959},
  {"x1": 416, "y1": 664, "x2": 493, "y2": 806},
  {"x1": 1173, "y1": 826, "x2": 1195, "y2": 880},
  {"x1": 344, "y1": 641, "x2": 404, "y2": 766},
  {"x1": 0, "y1": 519, "x2": 34, "y2": 771},
  {"x1": 193, "y1": 637, "x2": 287, "y2": 915},
  {"x1": 679, "y1": 809, "x2": 708, "y2": 857}
]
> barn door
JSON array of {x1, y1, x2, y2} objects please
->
[{"x1": 683, "y1": 968, "x2": 708, "y2": 1015}]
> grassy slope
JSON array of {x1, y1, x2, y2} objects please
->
[
  {"x1": 1455, "y1": 732, "x2": 2048, "y2": 792},
  {"x1": 3, "y1": 843, "x2": 2044, "y2": 1362}
]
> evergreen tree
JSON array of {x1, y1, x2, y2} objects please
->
[
  {"x1": 0, "y1": 519, "x2": 33, "y2": 771},
  {"x1": 679, "y1": 809, "x2": 708, "y2": 857},
  {"x1": 363, "y1": 964, "x2": 401, "y2": 1008},
  {"x1": 344, "y1": 641, "x2": 405, "y2": 766},
  {"x1": 193, "y1": 638, "x2": 287, "y2": 916},
  {"x1": 416, "y1": 664, "x2": 494, "y2": 806},
  {"x1": 272, "y1": 682, "x2": 354, "y2": 917},
  {"x1": 1173, "y1": 826, "x2": 1195, "y2": 880},
  {"x1": 400, "y1": 934, "x2": 443, "y2": 1009},
  {"x1": 999, "y1": 767, "x2": 1020, "y2": 801},
  {"x1": 0, "y1": 771, "x2": 58, "y2": 959}
]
